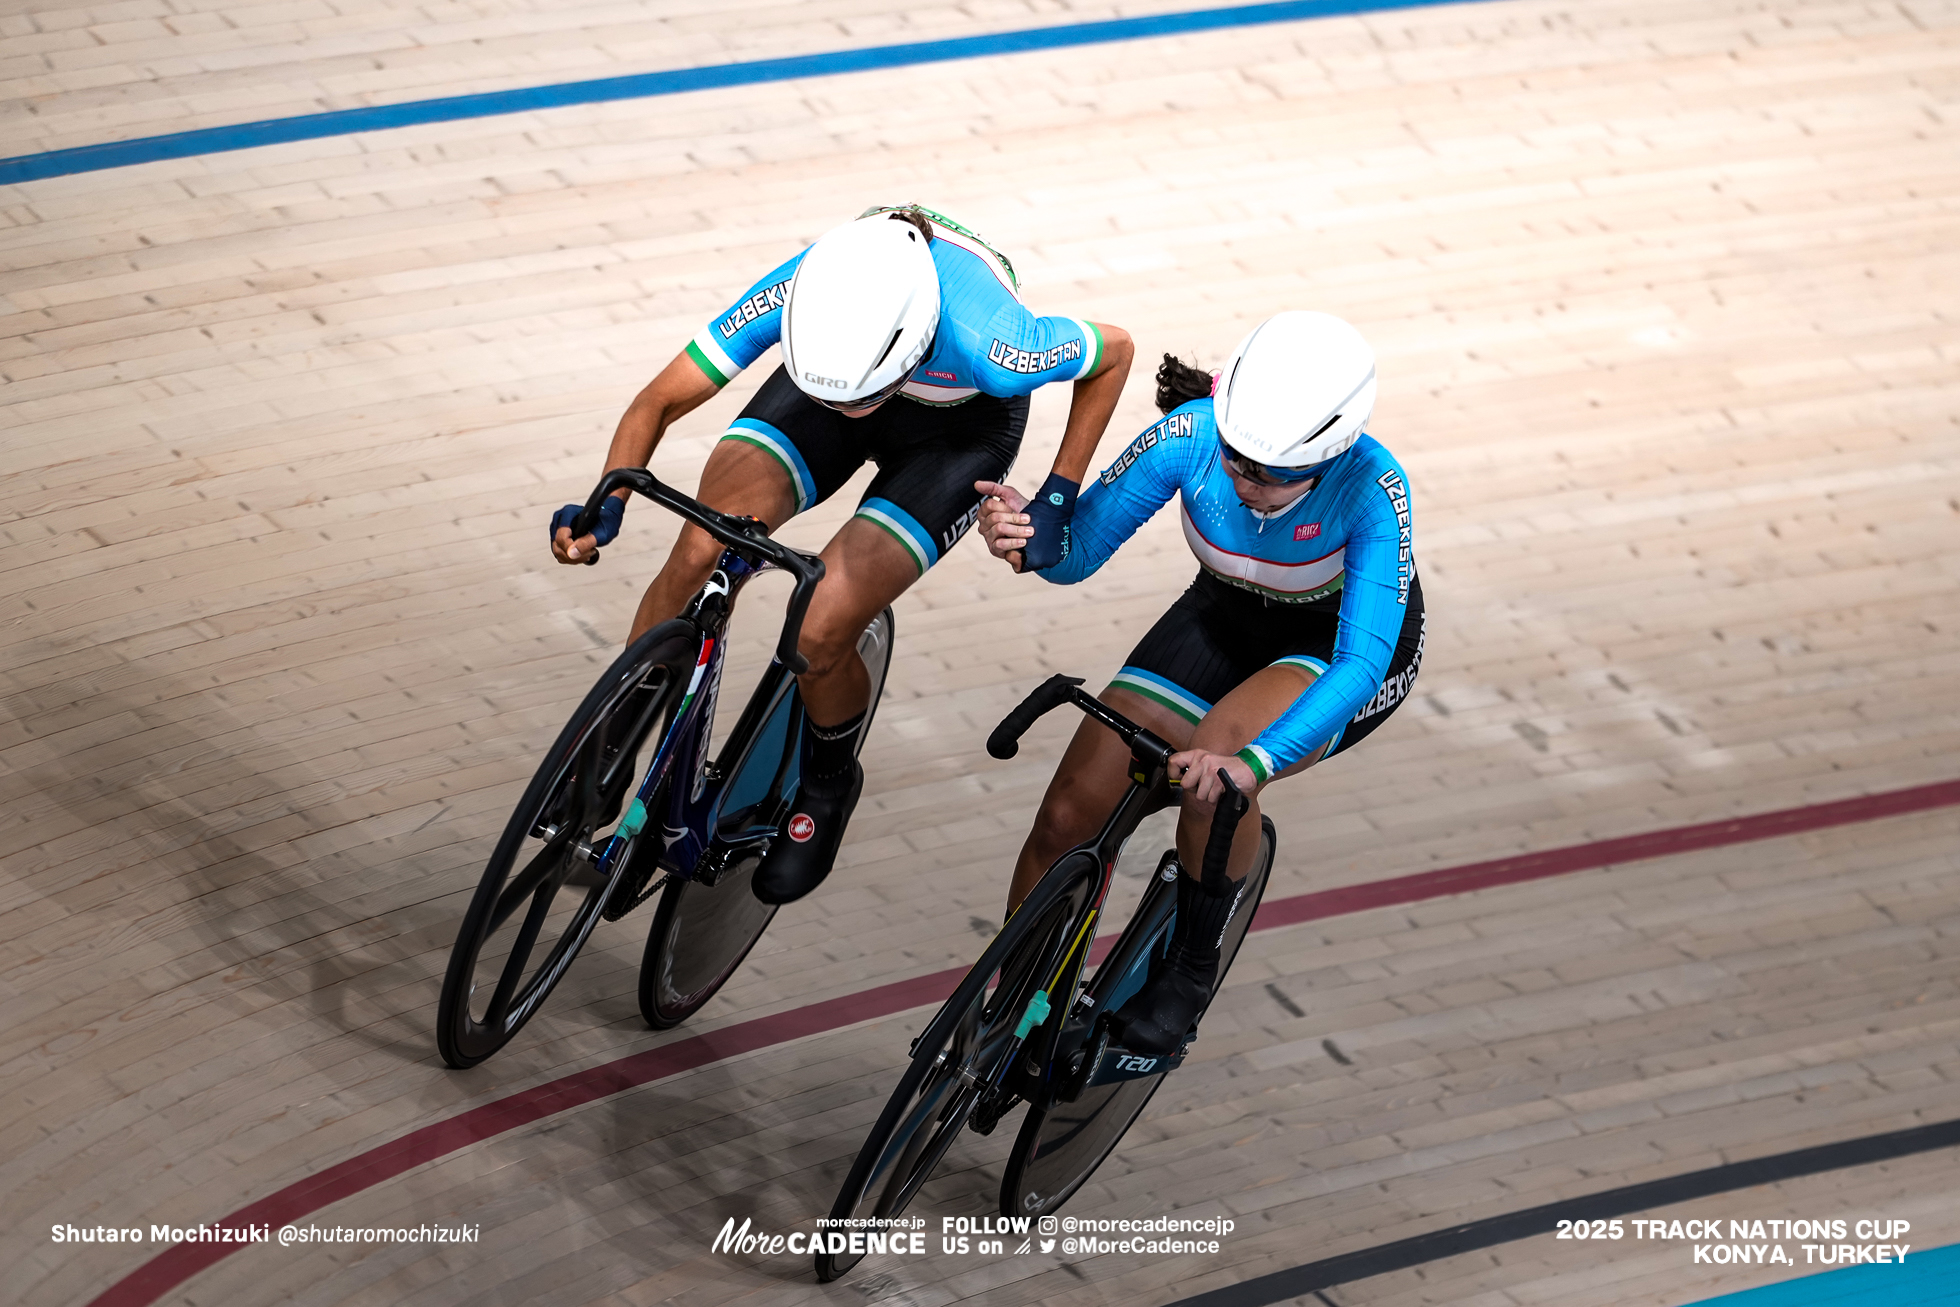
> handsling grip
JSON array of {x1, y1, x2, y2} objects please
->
[{"x1": 570, "y1": 469, "x2": 825, "y2": 674}]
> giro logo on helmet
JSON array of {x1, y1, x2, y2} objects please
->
[
  {"x1": 783, "y1": 214, "x2": 942, "y2": 406},
  {"x1": 788, "y1": 814, "x2": 816, "y2": 843}
]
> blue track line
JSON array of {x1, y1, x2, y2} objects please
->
[{"x1": 0, "y1": 0, "x2": 1485, "y2": 185}]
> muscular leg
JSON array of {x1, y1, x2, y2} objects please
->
[
  {"x1": 627, "y1": 439, "x2": 797, "y2": 644},
  {"x1": 1005, "y1": 689, "x2": 1193, "y2": 912},
  {"x1": 1172, "y1": 663, "x2": 1332, "y2": 881},
  {"x1": 625, "y1": 438, "x2": 920, "y2": 726},
  {"x1": 794, "y1": 517, "x2": 921, "y2": 726},
  {"x1": 748, "y1": 516, "x2": 937, "y2": 905},
  {"x1": 1110, "y1": 663, "x2": 1333, "y2": 1054}
]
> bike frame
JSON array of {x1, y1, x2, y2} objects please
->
[
  {"x1": 959, "y1": 720, "x2": 1179, "y2": 1129},
  {"x1": 979, "y1": 675, "x2": 1248, "y2": 1109},
  {"x1": 559, "y1": 467, "x2": 828, "y2": 908},
  {"x1": 592, "y1": 548, "x2": 806, "y2": 894}
]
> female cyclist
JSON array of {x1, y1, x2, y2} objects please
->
[
  {"x1": 976, "y1": 311, "x2": 1424, "y2": 1054},
  {"x1": 551, "y1": 206, "x2": 1133, "y2": 905}
]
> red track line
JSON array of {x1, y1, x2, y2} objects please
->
[{"x1": 86, "y1": 776, "x2": 1960, "y2": 1307}]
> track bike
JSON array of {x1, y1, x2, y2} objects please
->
[
  {"x1": 437, "y1": 469, "x2": 895, "y2": 1069},
  {"x1": 816, "y1": 675, "x2": 1275, "y2": 1280}
]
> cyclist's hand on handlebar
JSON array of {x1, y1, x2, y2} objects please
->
[
  {"x1": 1169, "y1": 749, "x2": 1258, "y2": 804},
  {"x1": 550, "y1": 496, "x2": 624, "y2": 564},
  {"x1": 974, "y1": 480, "x2": 1032, "y2": 573}
]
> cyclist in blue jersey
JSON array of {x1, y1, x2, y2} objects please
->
[
  {"x1": 551, "y1": 206, "x2": 1133, "y2": 904},
  {"x1": 977, "y1": 311, "x2": 1424, "y2": 1054}
]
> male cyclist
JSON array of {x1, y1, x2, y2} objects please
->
[
  {"x1": 553, "y1": 206, "x2": 1133, "y2": 904},
  {"x1": 978, "y1": 311, "x2": 1423, "y2": 1053}
]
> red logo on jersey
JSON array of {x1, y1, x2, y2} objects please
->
[
  {"x1": 788, "y1": 814, "x2": 816, "y2": 843},
  {"x1": 923, "y1": 369, "x2": 957, "y2": 382},
  {"x1": 1294, "y1": 522, "x2": 1322, "y2": 541}
]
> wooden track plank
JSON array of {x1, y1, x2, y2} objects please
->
[{"x1": 7, "y1": 1, "x2": 1960, "y2": 1304}]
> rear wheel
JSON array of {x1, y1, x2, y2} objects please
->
[
  {"x1": 638, "y1": 607, "x2": 895, "y2": 1029},
  {"x1": 437, "y1": 622, "x2": 696, "y2": 1069},
  {"x1": 815, "y1": 851, "x2": 1096, "y2": 1282},
  {"x1": 999, "y1": 817, "x2": 1276, "y2": 1218}
]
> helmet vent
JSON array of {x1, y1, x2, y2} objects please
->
[
  {"x1": 872, "y1": 327, "x2": 904, "y2": 371},
  {"x1": 1303, "y1": 411, "x2": 1342, "y2": 445}
]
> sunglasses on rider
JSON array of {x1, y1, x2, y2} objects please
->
[{"x1": 1218, "y1": 438, "x2": 1323, "y2": 485}]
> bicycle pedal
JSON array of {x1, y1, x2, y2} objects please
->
[{"x1": 968, "y1": 1091, "x2": 1018, "y2": 1137}]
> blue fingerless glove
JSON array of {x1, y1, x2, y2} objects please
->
[
  {"x1": 1019, "y1": 473, "x2": 1079, "y2": 572},
  {"x1": 551, "y1": 496, "x2": 625, "y2": 548}
]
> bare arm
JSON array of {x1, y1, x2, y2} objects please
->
[
  {"x1": 553, "y1": 352, "x2": 721, "y2": 563},
  {"x1": 1046, "y1": 323, "x2": 1133, "y2": 484}
]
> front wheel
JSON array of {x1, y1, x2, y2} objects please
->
[
  {"x1": 815, "y1": 851, "x2": 1097, "y2": 1282},
  {"x1": 436, "y1": 622, "x2": 696, "y2": 1069},
  {"x1": 1000, "y1": 816, "x2": 1276, "y2": 1218}
]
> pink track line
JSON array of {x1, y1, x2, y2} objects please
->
[{"x1": 85, "y1": 776, "x2": 1960, "y2": 1307}]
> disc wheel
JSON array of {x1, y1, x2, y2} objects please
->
[
  {"x1": 1000, "y1": 816, "x2": 1276, "y2": 1218},
  {"x1": 638, "y1": 607, "x2": 895, "y2": 1030},
  {"x1": 436, "y1": 621, "x2": 695, "y2": 1069},
  {"x1": 815, "y1": 852, "x2": 1096, "y2": 1282}
]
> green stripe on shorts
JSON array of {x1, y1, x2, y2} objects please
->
[
  {"x1": 855, "y1": 504, "x2": 930, "y2": 576},
  {"x1": 1109, "y1": 670, "x2": 1206, "y2": 725}
]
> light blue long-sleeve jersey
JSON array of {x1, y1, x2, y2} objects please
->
[
  {"x1": 683, "y1": 221, "x2": 1103, "y2": 405},
  {"x1": 1042, "y1": 398, "x2": 1416, "y2": 777}
]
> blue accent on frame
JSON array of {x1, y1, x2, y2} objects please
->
[
  {"x1": 1, "y1": 0, "x2": 1489, "y2": 184},
  {"x1": 1682, "y1": 1243, "x2": 1960, "y2": 1307},
  {"x1": 716, "y1": 678, "x2": 800, "y2": 835}
]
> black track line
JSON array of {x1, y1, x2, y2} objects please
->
[{"x1": 1167, "y1": 1116, "x2": 1960, "y2": 1307}]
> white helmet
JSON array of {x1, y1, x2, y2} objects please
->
[
  {"x1": 781, "y1": 215, "x2": 940, "y2": 408},
  {"x1": 1213, "y1": 311, "x2": 1377, "y2": 470}
]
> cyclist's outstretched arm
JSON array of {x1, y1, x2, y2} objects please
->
[
  {"x1": 977, "y1": 400, "x2": 1207, "y2": 577},
  {"x1": 552, "y1": 351, "x2": 720, "y2": 564},
  {"x1": 1049, "y1": 323, "x2": 1133, "y2": 484}
]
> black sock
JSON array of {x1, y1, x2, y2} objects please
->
[
  {"x1": 1168, "y1": 869, "x2": 1247, "y2": 982},
  {"x1": 800, "y1": 709, "x2": 864, "y2": 795}
]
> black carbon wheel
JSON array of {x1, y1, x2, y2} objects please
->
[
  {"x1": 999, "y1": 816, "x2": 1276, "y2": 1218},
  {"x1": 436, "y1": 622, "x2": 695, "y2": 1069},
  {"x1": 815, "y1": 851, "x2": 1096, "y2": 1282},
  {"x1": 637, "y1": 607, "x2": 895, "y2": 1030}
]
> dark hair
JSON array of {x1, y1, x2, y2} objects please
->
[
  {"x1": 1154, "y1": 353, "x2": 1213, "y2": 414},
  {"x1": 886, "y1": 207, "x2": 935, "y2": 241}
]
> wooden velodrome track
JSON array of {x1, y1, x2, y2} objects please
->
[{"x1": 5, "y1": 0, "x2": 1959, "y2": 1304}]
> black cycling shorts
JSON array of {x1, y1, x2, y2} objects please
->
[
  {"x1": 1113, "y1": 568, "x2": 1426, "y2": 762},
  {"x1": 720, "y1": 366, "x2": 1028, "y2": 575}
]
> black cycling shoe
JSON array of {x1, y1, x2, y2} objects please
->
[
  {"x1": 753, "y1": 762, "x2": 863, "y2": 904},
  {"x1": 1112, "y1": 946, "x2": 1215, "y2": 1056}
]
